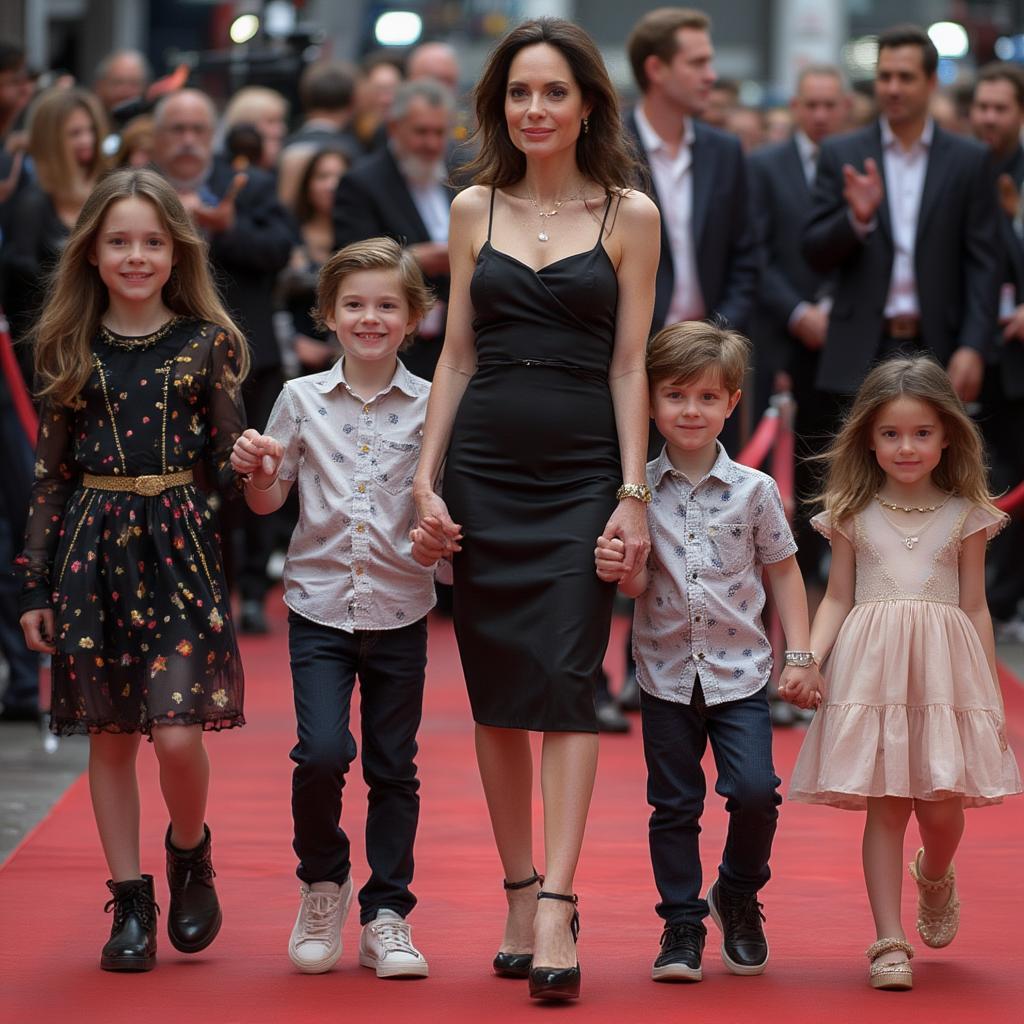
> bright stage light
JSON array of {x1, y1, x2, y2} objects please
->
[
  {"x1": 374, "y1": 11, "x2": 423, "y2": 47},
  {"x1": 928, "y1": 21, "x2": 969, "y2": 59},
  {"x1": 230, "y1": 14, "x2": 260, "y2": 45}
]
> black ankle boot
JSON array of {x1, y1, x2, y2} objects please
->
[
  {"x1": 166, "y1": 823, "x2": 222, "y2": 953},
  {"x1": 100, "y1": 875, "x2": 159, "y2": 972}
]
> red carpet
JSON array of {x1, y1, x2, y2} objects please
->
[{"x1": 2, "y1": 605, "x2": 1023, "y2": 1023}]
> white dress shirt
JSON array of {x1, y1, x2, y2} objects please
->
[
  {"x1": 264, "y1": 358, "x2": 436, "y2": 632},
  {"x1": 794, "y1": 130, "x2": 818, "y2": 187},
  {"x1": 635, "y1": 105, "x2": 705, "y2": 323},
  {"x1": 880, "y1": 117, "x2": 934, "y2": 318},
  {"x1": 633, "y1": 444, "x2": 797, "y2": 706}
]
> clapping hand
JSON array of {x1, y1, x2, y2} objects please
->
[
  {"x1": 186, "y1": 172, "x2": 247, "y2": 235},
  {"x1": 231, "y1": 428, "x2": 284, "y2": 487},
  {"x1": 778, "y1": 665, "x2": 824, "y2": 710},
  {"x1": 843, "y1": 157, "x2": 884, "y2": 225},
  {"x1": 410, "y1": 491, "x2": 462, "y2": 567}
]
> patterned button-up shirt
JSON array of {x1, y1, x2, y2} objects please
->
[
  {"x1": 634, "y1": 444, "x2": 797, "y2": 705},
  {"x1": 264, "y1": 358, "x2": 435, "y2": 632}
]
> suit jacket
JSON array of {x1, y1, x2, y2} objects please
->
[
  {"x1": 626, "y1": 110, "x2": 760, "y2": 334},
  {"x1": 748, "y1": 138, "x2": 832, "y2": 375},
  {"x1": 333, "y1": 145, "x2": 454, "y2": 311},
  {"x1": 802, "y1": 120, "x2": 1001, "y2": 393},
  {"x1": 995, "y1": 145, "x2": 1024, "y2": 399},
  {"x1": 204, "y1": 158, "x2": 297, "y2": 374}
]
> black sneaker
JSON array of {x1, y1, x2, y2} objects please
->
[
  {"x1": 706, "y1": 881, "x2": 768, "y2": 975},
  {"x1": 651, "y1": 922, "x2": 705, "y2": 982}
]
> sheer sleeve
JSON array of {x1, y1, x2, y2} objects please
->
[
  {"x1": 206, "y1": 327, "x2": 247, "y2": 494},
  {"x1": 960, "y1": 503, "x2": 1008, "y2": 544},
  {"x1": 810, "y1": 510, "x2": 852, "y2": 544},
  {"x1": 16, "y1": 399, "x2": 78, "y2": 613}
]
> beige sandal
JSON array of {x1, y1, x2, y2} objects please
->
[
  {"x1": 866, "y1": 937, "x2": 914, "y2": 991},
  {"x1": 908, "y1": 847, "x2": 959, "y2": 948}
]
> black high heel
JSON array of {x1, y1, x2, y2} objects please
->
[
  {"x1": 492, "y1": 869, "x2": 543, "y2": 978},
  {"x1": 528, "y1": 891, "x2": 581, "y2": 1001}
]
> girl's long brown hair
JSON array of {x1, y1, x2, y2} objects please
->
[
  {"x1": 34, "y1": 168, "x2": 250, "y2": 407},
  {"x1": 817, "y1": 355, "x2": 1001, "y2": 523},
  {"x1": 460, "y1": 17, "x2": 640, "y2": 191},
  {"x1": 28, "y1": 86, "x2": 109, "y2": 206}
]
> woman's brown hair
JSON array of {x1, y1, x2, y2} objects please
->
[
  {"x1": 28, "y1": 86, "x2": 109, "y2": 205},
  {"x1": 34, "y1": 168, "x2": 249, "y2": 407},
  {"x1": 460, "y1": 17, "x2": 640, "y2": 191},
  {"x1": 817, "y1": 355, "x2": 1001, "y2": 524},
  {"x1": 294, "y1": 146, "x2": 350, "y2": 224}
]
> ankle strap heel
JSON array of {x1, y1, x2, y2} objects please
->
[
  {"x1": 503, "y1": 869, "x2": 543, "y2": 891},
  {"x1": 537, "y1": 890, "x2": 580, "y2": 942}
]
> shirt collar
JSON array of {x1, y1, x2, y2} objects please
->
[
  {"x1": 313, "y1": 357, "x2": 424, "y2": 400},
  {"x1": 635, "y1": 104, "x2": 694, "y2": 157},
  {"x1": 653, "y1": 442, "x2": 739, "y2": 488},
  {"x1": 880, "y1": 116, "x2": 934, "y2": 152},
  {"x1": 794, "y1": 130, "x2": 817, "y2": 164}
]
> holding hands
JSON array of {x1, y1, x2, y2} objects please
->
[
  {"x1": 231, "y1": 428, "x2": 284, "y2": 488},
  {"x1": 778, "y1": 665, "x2": 825, "y2": 710},
  {"x1": 594, "y1": 534, "x2": 647, "y2": 597},
  {"x1": 410, "y1": 490, "x2": 463, "y2": 567}
]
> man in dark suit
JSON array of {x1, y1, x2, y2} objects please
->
[
  {"x1": 624, "y1": 7, "x2": 760, "y2": 342},
  {"x1": 152, "y1": 89, "x2": 296, "y2": 634},
  {"x1": 749, "y1": 65, "x2": 848, "y2": 588},
  {"x1": 971, "y1": 61, "x2": 1024, "y2": 636},
  {"x1": 334, "y1": 79, "x2": 455, "y2": 380},
  {"x1": 802, "y1": 25, "x2": 1001, "y2": 402}
]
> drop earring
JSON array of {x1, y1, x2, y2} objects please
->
[{"x1": 582, "y1": 117, "x2": 589, "y2": 134}]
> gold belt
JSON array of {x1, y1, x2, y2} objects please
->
[{"x1": 82, "y1": 469, "x2": 194, "y2": 496}]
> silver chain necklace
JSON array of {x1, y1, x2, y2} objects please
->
[{"x1": 525, "y1": 189, "x2": 584, "y2": 242}]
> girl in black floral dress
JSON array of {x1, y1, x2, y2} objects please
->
[{"x1": 18, "y1": 169, "x2": 249, "y2": 972}]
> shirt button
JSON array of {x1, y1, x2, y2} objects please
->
[
  {"x1": 355, "y1": 566, "x2": 364, "y2": 576},
  {"x1": 688, "y1": 533, "x2": 695, "y2": 540},
  {"x1": 691, "y1": 571, "x2": 698, "y2": 581},
  {"x1": 357, "y1": 484, "x2": 366, "y2": 493},
  {"x1": 689, "y1": 494, "x2": 697, "y2": 501},
  {"x1": 356, "y1": 524, "x2": 365, "y2": 533},
  {"x1": 694, "y1": 615, "x2": 701, "y2": 622},
  {"x1": 360, "y1": 444, "x2": 369, "y2": 453},
  {"x1": 363, "y1": 405, "x2": 370, "y2": 413},
  {"x1": 697, "y1": 652, "x2": 705, "y2": 660}
]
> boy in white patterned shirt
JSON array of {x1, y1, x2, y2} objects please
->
[
  {"x1": 231, "y1": 238, "x2": 440, "y2": 980},
  {"x1": 596, "y1": 321, "x2": 822, "y2": 984}
]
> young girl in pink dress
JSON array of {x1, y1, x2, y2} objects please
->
[{"x1": 784, "y1": 355, "x2": 1021, "y2": 991}]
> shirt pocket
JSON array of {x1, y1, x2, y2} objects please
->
[
  {"x1": 374, "y1": 435, "x2": 420, "y2": 497},
  {"x1": 707, "y1": 522, "x2": 751, "y2": 574}
]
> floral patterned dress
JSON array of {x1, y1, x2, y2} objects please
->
[{"x1": 19, "y1": 318, "x2": 246, "y2": 736}]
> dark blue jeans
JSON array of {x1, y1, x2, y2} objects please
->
[
  {"x1": 288, "y1": 610, "x2": 427, "y2": 924},
  {"x1": 641, "y1": 679, "x2": 781, "y2": 929}
]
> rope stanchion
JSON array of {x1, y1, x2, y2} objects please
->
[
  {"x1": 735, "y1": 405, "x2": 780, "y2": 470},
  {"x1": 769, "y1": 393, "x2": 796, "y2": 521},
  {"x1": 0, "y1": 313, "x2": 38, "y2": 444}
]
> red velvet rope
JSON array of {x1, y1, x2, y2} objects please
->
[
  {"x1": 0, "y1": 316, "x2": 37, "y2": 443},
  {"x1": 735, "y1": 407, "x2": 780, "y2": 471},
  {"x1": 995, "y1": 479, "x2": 1024, "y2": 516}
]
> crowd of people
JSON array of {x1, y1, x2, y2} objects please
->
[{"x1": 0, "y1": 4, "x2": 1022, "y2": 1005}]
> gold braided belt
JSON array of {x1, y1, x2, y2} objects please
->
[{"x1": 82, "y1": 469, "x2": 194, "y2": 497}]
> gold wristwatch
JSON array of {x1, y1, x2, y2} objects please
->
[{"x1": 616, "y1": 483, "x2": 652, "y2": 504}]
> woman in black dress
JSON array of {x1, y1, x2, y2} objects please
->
[{"x1": 411, "y1": 19, "x2": 659, "y2": 1000}]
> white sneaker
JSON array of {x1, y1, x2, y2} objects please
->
[
  {"x1": 358, "y1": 908, "x2": 429, "y2": 978},
  {"x1": 288, "y1": 878, "x2": 353, "y2": 973}
]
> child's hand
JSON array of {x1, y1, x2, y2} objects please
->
[
  {"x1": 410, "y1": 492, "x2": 463, "y2": 567},
  {"x1": 20, "y1": 608, "x2": 56, "y2": 654},
  {"x1": 595, "y1": 534, "x2": 629, "y2": 583},
  {"x1": 778, "y1": 665, "x2": 824, "y2": 710},
  {"x1": 231, "y1": 428, "x2": 283, "y2": 487}
]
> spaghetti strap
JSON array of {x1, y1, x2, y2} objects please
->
[
  {"x1": 487, "y1": 187, "x2": 496, "y2": 242},
  {"x1": 597, "y1": 193, "x2": 614, "y2": 241}
]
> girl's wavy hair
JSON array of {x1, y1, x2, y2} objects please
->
[
  {"x1": 816, "y1": 354, "x2": 1001, "y2": 523},
  {"x1": 459, "y1": 17, "x2": 640, "y2": 191},
  {"x1": 33, "y1": 168, "x2": 250, "y2": 407}
]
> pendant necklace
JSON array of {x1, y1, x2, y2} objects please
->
[
  {"x1": 875, "y1": 494, "x2": 952, "y2": 550},
  {"x1": 526, "y1": 189, "x2": 583, "y2": 242},
  {"x1": 874, "y1": 492, "x2": 952, "y2": 514}
]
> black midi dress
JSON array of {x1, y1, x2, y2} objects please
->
[
  {"x1": 19, "y1": 318, "x2": 246, "y2": 736},
  {"x1": 443, "y1": 191, "x2": 620, "y2": 733}
]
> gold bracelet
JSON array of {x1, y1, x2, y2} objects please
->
[{"x1": 616, "y1": 483, "x2": 652, "y2": 504}]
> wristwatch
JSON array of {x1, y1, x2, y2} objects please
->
[
  {"x1": 783, "y1": 650, "x2": 817, "y2": 668},
  {"x1": 616, "y1": 483, "x2": 652, "y2": 504}
]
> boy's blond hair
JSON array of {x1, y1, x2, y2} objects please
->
[
  {"x1": 646, "y1": 320, "x2": 751, "y2": 393},
  {"x1": 314, "y1": 236, "x2": 435, "y2": 351}
]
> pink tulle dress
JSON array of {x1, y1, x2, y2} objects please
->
[{"x1": 789, "y1": 497, "x2": 1022, "y2": 810}]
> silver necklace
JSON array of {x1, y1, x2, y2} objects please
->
[
  {"x1": 874, "y1": 492, "x2": 951, "y2": 514},
  {"x1": 875, "y1": 495, "x2": 952, "y2": 550}
]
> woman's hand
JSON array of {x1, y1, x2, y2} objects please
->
[
  {"x1": 20, "y1": 608, "x2": 56, "y2": 654},
  {"x1": 601, "y1": 498, "x2": 650, "y2": 578},
  {"x1": 410, "y1": 488, "x2": 463, "y2": 567}
]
